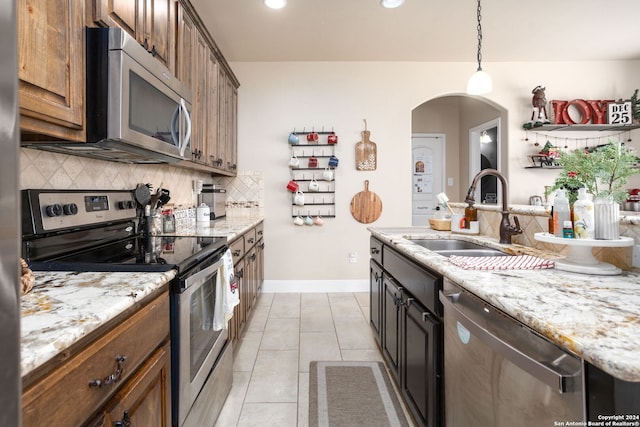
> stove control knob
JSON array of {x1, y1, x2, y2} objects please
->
[
  {"x1": 45, "y1": 204, "x2": 63, "y2": 217},
  {"x1": 118, "y1": 200, "x2": 136, "y2": 210},
  {"x1": 63, "y1": 203, "x2": 78, "y2": 215}
]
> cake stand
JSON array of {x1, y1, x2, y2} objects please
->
[{"x1": 534, "y1": 232, "x2": 634, "y2": 275}]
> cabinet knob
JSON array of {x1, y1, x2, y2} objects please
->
[
  {"x1": 149, "y1": 44, "x2": 157, "y2": 57},
  {"x1": 114, "y1": 410, "x2": 131, "y2": 427},
  {"x1": 88, "y1": 355, "x2": 127, "y2": 388},
  {"x1": 371, "y1": 247, "x2": 380, "y2": 254},
  {"x1": 141, "y1": 38, "x2": 149, "y2": 51},
  {"x1": 233, "y1": 249, "x2": 241, "y2": 257}
]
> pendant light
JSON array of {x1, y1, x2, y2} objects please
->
[
  {"x1": 466, "y1": 0, "x2": 492, "y2": 95},
  {"x1": 380, "y1": 0, "x2": 405, "y2": 8},
  {"x1": 264, "y1": 0, "x2": 286, "y2": 9}
]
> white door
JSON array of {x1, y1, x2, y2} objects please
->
[{"x1": 412, "y1": 134, "x2": 445, "y2": 226}]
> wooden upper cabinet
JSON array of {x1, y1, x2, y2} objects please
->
[
  {"x1": 18, "y1": 0, "x2": 85, "y2": 141},
  {"x1": 94, "y1": 0, "x2": 175, "y2": 73},
  {"x1": 205, "y1": 50, "x2": 219, "y2": 168}
]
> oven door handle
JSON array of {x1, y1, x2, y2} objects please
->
[{"x1": 182, "y1": 257, "x2": 224, "y2": 290}]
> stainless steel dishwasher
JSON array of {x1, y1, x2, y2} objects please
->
[{"x1": 439, "y1": 279, "x2": 585, "y2": 426}]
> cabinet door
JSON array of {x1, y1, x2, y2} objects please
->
[
  {"x1": 382, "y1": 274, "x2": 402, "y2": 381},
  {"x1": 256, "y1": 237, "x2": 264, "y2": 292},
  {"x1": 245, "y1": 248, "x2": 257, "y2": 315},
  {"x1": 216, "y1": 67, "x2": 228, "y2": 170},
  {"x1": 205, "y1": 49, "x2": 219, "y2": 167},
  {"x1": 18, "y1": 0, "x2": 85, "y2": 141},
  {"x1": 144, "y1": 0, "x2": 173, "y2": 71},
  {"x1": 235, "y1": 258, "x2": 247, "y2": 336},
  {"x1": 403, "y1": 298, "x2": 442, "y2": 427},
  {"x1": 94, "y1": 0, "x2": 173, "y2": 72},
  {"x1": 189, "y1": 30, "x2": 208, "y2": 163},
  {"x1": 97, "y1": 340, "x2": 172, "y2": 427},
  {"x1": 225, "y1": 79, "x2": 238, "y2": 173},
  {"x1": 370, "y1": 260, "x2": 383, "y2": 346},
  {"x1": 95, "y1": 0, "x2": 138, "y2": 36},
  {"x1": 176, "y1": 3, "x2": 194, "y2": 86}
]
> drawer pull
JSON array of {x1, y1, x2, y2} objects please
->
[
  {"x1": 88, "y1": 355, "x2": 126, "y2": 388},
  {"x1": 371, "y1": 247, "x2": 380, "y2": 254},
  {"x1": 248, "y1": 238, "x2": 255, "y2": 244},
  {"x1": 233, "y1": 249, "x2": 241, "y2": 257},
  {"x1": 114, "y1": 410, "x2": 131, "y2": 427}
]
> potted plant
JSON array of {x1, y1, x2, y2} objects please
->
[
  {"x1": 545, "y1": 140, "x2": 639, "y2": 205},
  {"x1": 546, "y1": 140, "x2": 639, "y2": 238}
]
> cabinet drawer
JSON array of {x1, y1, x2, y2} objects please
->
[
  {"x1": 370, "y1": 236, "x2": 383, "y2": 265},
  {"x1": 22, "y1": 292, "x2": 170, "y2": 427},
  {"x1": 244, "y1": 228, "x2": 257, "y2": 249},
  {"x1": 229, "y1": 237, "x2": 245, "y2": 264},
  {"x1": 255, "y1": 222, "x2": 264, "y2": 241},
  {"x1": 383, "y1": 246, "x2": 442, "y2": 316}
]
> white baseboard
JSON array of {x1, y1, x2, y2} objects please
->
[{"x1": 262, "y1": 279, "x2": 369, "y2": 293}]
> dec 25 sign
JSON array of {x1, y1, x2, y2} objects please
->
[
  {"x1": 608, "y1": 101, "x2": 632, "y2": 125},
  {"x1": 551, "y1": 99, "x2": 632, "y2": 125}
]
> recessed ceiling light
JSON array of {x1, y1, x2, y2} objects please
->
[
  {"x1": 264, "y1": 0, "x2": 286, "y2": 9},
  {"x1": 380, "y1": 0, "x2": 405, "y2": 8}
]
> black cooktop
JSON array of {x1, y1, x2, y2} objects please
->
[{"x1": 25, "y1": 233, "x2": 226, "y2": 273}]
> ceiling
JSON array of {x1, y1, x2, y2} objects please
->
[{"x1": 191, "y1": 0, "x2": 640, "y2": 63}]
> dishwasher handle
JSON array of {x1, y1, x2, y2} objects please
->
[{"x1": 440, "y1": 291, "x2": 576, "y2": 394}]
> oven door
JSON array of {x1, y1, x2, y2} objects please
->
[{"x1": 172, "y1": 254, "x2": 228, "y2": 427}]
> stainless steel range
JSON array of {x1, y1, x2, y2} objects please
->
[{"x1": 21, "y1": 189, "x2": 233, "y2": 427}]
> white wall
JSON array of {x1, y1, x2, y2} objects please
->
[{"x1": 232, "y1": 60, "x2": 640, "y2": 282}]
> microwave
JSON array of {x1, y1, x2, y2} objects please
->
[{"x1": 27, "y1": 28, "x2": 192, "y2": 164}]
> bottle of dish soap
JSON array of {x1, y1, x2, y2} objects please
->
[
  {"x1": 553, "y1": 189, "x2": 570, "y2": 238},
  {"x1": 464, "y1": 202, "x2": 477, "y2": 229},
  {"x1": 573, "y1": 187, "x2": 595, "y2": 239}
]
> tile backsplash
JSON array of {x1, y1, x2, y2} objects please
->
[{"x1": 20, "y1": 148, "x2": 263, "y2": 214}]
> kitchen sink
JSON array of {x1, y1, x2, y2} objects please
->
[
  {"x1": 432, "y1": 249, "x2": 510, "y2": 258},
  {"x1": 409, "y1": 239, "x2": 511, "y2": 257}
]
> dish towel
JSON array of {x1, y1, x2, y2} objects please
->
[
  {"x1": 448, "y1": 254, "x2": 555, "y2": 270},
  {"x1": 212, "y1": 249, "x2": 240, "y2": 331}
]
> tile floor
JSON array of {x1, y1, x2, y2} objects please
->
[{"x1": 213, "y1": 292, "x2": 411, "y2": 427}]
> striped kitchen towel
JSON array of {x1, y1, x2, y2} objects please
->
[{"x1": 448, "y1": 254, "x2": 555, "y2": 270}]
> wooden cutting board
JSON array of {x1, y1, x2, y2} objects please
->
[
  {"x1": 350, "y1": 180, "x2": 383, "y2": 224},
  {"x1": 355, "y1": 130, "x2": 377, "y2": 170}
]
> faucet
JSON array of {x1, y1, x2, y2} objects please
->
[{"x1": 465, "y1": 169, "x2": 522, "y2": 244}]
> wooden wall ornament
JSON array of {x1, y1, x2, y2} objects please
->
[
  {"x1": 350, "y1": 180, "x2": 382, "y2": 223},
  {"x1": 355, "y1": 119, "x2": 377, "y2": 170}
]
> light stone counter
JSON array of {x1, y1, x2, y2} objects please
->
[
  {"x1": 370, "y1": 227, "x2": 640, "y2": 383},
  {"x1": 21, "y1": 270, "x2": 176, "y2": 379},
  {"x1": 20, "y1": 216, "x2": 263, "y2": 381},
  {"x1": 169, "y1": 216, "x2": 263, "y2": 241}
]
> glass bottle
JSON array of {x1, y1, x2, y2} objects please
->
[{"x1": 464, "y1": 203, "x2": 477, "y2": 229}]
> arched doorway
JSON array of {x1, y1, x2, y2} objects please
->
[{"x1": 411, "y1": 95, "x2": 508, "y2": 223}]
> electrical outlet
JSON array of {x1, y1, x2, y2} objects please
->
[
  {"x1": 447, "y1": 177, "x2": 454, "y2": 186},
  {"x1": 633, "y1": 245, "x2": 640, "y2": 268},
  {"x1": 349, "y1": 252, "x2": 357, "y2": 263}
]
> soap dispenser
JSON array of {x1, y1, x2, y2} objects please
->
[
  {"x1": 573, "y1": 187, "x2": 595, "y2": 239},
  {"x1": 553, "y1": 189, "x2": 570, "y2": 238},
  {"x1": 464, "y1": 202, "x2": 477, "y2": 229}
]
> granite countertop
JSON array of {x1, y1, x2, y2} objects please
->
[
  {"x1": 20, "y1": 216, "x2": 264, "y2": 380},
  {"x1": 369, "y1": 227, "x2": 640, "y2": 383},
  {"x1": 169, "y1": 216, "x2": 263, "y2": 241},
  {"x1": 21, "y1": 270, "x2": 176, "y2": 379}
]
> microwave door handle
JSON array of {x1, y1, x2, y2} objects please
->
[
  {"x1": 179, "y1": 98, "x2": 191, "y2": 157},
  {"x1": 170, "y1": 105, "x2": 180, "y2": 148}
]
